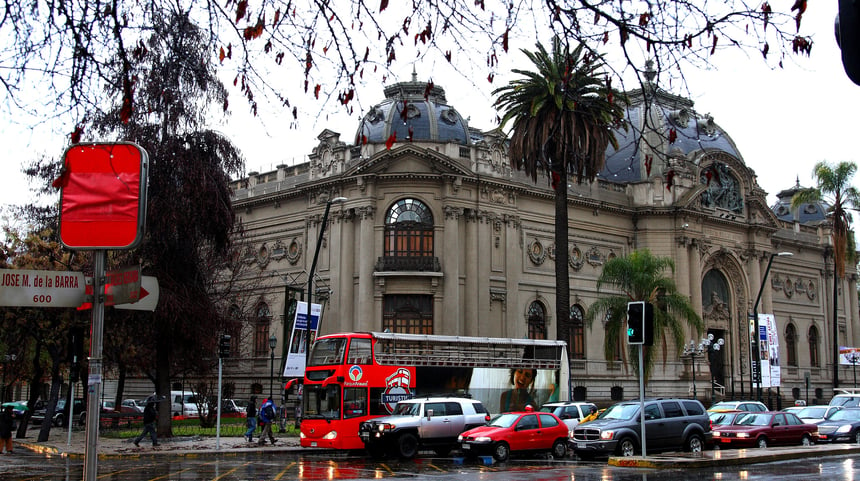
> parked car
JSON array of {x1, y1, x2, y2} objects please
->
[
  {"x1": 709, "y1": 410, "x2": 745, "y2": 430},
  {"x1": 121, "y1": 399, "x2": 146, "y2": 413},
  {"x1": 458, "y1": 409, "x2": 570, "y2": 462},
  {"x1": 168, "y1": 390, "x2": 207, "y2": 418},
  {"x1": 31, "y1": 398, "x2": 86, "y2": 427},
  {"x1": 708, "y1": 400, "x2": 768, "y2": 413},
  {"x1": 358, "y1": 396, "x2": 490, "y2": 458},
  {"x1": 221, "y1": 399, "x2": 246, "y2": 417},
  {"x1": 539, "y1": 401, "x2": 597, "y2": 433},
  {"x1": 711, "y1": 411, "x2": 818, "y2": 448},
  {"x1": 571, "y1": 398, "x2": 710, "y2": 459},
  {"x1": 794, "y1": 405, "x2": 842, "y2": 424},
  {"x1": 781, "y1": 406, "x2": 804, "y2": 415},
  {"x1": 814, "y1": 407, "x2": 860, "y2": 443},
  {"x1": 830, "y1": 390, "x2": 860, "y2": 408}
]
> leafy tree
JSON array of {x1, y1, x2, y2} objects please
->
[
  {"x1": 0, "y1": 2, "x2": 814, "y2": 163},
  {"x1": 791, "y1": 161, "x2": 860, "y2": 388},
  {"x1": 494, "y1": 37, "x2": 625, "y2": 344},
  {"x1": 584, "y1": 249, "x2": 703, "y2": 382}
]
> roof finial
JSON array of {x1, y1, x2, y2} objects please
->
[
  {"x1": 795, "y1": 175, "x2": 800, "y2": 188},
  {"x1": 644, "y1": 59, "x2": 656, "y2": 83},
  {"x1": 411, "y1": 64, "x2": 418, "y2": 82}
]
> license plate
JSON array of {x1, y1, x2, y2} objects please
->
[
  {"x1": 720, "y1": 438, "x2": 731, "y2": 443},
  {"x1": 576, "y1": 443, "x2": 586, "y2": 449},
  {"x1": 462, "y1": 443, "x2": 470, "y2": 450},
  {"x1": 311, "y1": 441, "x2": 318, "y2": 447}
]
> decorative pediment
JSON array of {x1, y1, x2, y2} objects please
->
[{"x1": 348, "y1": 144, "x2": 473, "y2": 177}]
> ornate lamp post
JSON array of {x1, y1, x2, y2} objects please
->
[
  {"x1": 268, "y1": 334, "x2": 277, "y2": 401},
  {"x1": 846, "y1": 351, "x2": 860, "y2": 390},
  {"x1": 683, "y1": 339, "x2": 709, "y2": 400},
  {"x1": 751, "y1": 251, "x2": 792, "y2": 402},
  {"x1": 705, "y1": 334, "x2": 725, "y2": 405}
]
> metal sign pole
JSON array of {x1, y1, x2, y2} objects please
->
[
  {"x1": 639, "y1": 345, "x2": 646, "y2": 457},
  {"x1": 216, "y1": 358, "x2": 223, "y2": 450},
  {"x1": 83, "y1": 250, "x2": 105, "y2": 481}
]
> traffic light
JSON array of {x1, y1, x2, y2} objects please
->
[
  {"x1": 218, "y1": 334, "x2": 231, "y2": 358},
  {"x1": 837, "y1": 0, "x2": 860, "y2": 85},
  {"x1": 627, "y1": 301, "x2": 654, "y2": 346}
]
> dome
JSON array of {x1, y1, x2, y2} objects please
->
[
  {"x1": 599, "y1": 65, "x2": 741, "y2": 183},
  {"x1": 771, "y1": 178, "x2": 829, "y2": 223},
  {"x1": 354, "y1": 71, "x2": 471, "y2": 145}
]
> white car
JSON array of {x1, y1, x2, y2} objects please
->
[
  {"x1": 795, "y1": 405, "x2": 843, "y2": 424},
  {"x1": 539, "y1": 401, "x2": 598, "y2": 432}
]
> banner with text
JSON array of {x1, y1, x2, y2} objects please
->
[
  {"x1": 759, "y1": 313, "x2": 781, "y2": 388},
  {"x1": 282, "y1": 301, "x2": 321, "y2": 378}
]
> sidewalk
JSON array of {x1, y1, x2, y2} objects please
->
[
  {"x1": 608, "y1": 443, "x2": 860, "y2": 468},
  {"x1": 13, "y1": 427, "x2": 313, "y2": 459}
]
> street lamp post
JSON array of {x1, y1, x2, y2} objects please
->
[
  {"x1": 306, "y1": 196, "x2": 347, "y2": 368},
  {"x1": 683, "y1": 339, "x2": 708, "y2": 400},
  {"x1": 846, "y1": 352, "x2": 860, "y2": 390},
  {"x1": 751, "y1": 251, "x2": 793, "y2": 403},
  {"x1": 269, "y1": 334, "x2": 277, "y2": 401},
  {"x1": 705, "y1": 334, "x2": 725, "y2": 405}
]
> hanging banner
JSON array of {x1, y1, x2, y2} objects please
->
[
  {"x1": 758, "y1": 313, "x2": 781, "y2": 388},
  {"x1": 282, "y1": 301, "x2": 321, "y2": 378},
  {"x1": 839, "y1": 346, "x2": 860, "y2": 365}
]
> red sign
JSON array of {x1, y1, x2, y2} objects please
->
[{"x1": 57, "y1": 143, "x2": 148, "y2": 250}]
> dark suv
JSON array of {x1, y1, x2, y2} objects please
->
[
  {"x1": 571, "y1": 398, "x2": 710, "y2": 458},
  {"x1": 31, "y1": 398, "x2": 86, "y2": 427},
  {"x1": 358, "y1": 396, "x2": 490, "y2": 458}
]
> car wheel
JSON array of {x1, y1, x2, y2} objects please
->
[
  {"x1": 616, "y1": 437, "x2": 637, "y2": 457},
  {"x1": 53, "y1": 414, "x2": 64, "y2": 427},
  {"x1": 492, "y1": 441, "x2": 510, "y2": 462},
  {"x1": 801, "y1": 434, "x2": 813, "y2": 446},
  {"x1": 433, "y1": 446, "x2": 451, "y2": 457},
  {"x1": 756, "y1": 437, "x2": 768, "y2": 448},
  {"x1": 685, "y1": 433, "x2": 704, "y2": 453},
  {"x1": 855, "y1": 431, "x2": 860, "y2": 444},
  {"x1": 551, "y1": 439, "x2": 567, "y2": 458},
  {"x1": 396, "y1": 433, "x2": 418, "y2": 459}
]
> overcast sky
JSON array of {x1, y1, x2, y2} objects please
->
[{"x1": 1, "y1": 3, "x2": 857, "y2": 225}]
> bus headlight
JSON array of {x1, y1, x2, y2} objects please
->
[{"x1": 322, "y1": 430, "x2": 338, "y2": 440}]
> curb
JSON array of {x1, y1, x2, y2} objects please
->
[{"x1": 608, "y1": 444, "x2": 860, "y2": 469}]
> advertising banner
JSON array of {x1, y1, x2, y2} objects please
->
[
  {"x1": 839, "y1": 346, "x2": 860, "y2": 365},
  {"x1": 283, "y1": 301, "x2": 321, "y2": 378},
  {"x1": 758, "y1": 313, "x2": 781, "y2": 388}
]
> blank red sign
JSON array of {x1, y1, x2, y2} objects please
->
[{"x1": 59, "y1": 143, "x2": 148, "y2": 249}]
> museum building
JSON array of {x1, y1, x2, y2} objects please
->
[{"x1": 226, "y1": 70, "x2": 859, "y2": 406}]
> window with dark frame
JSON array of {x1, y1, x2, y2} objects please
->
[
  {"x1": 383, "y1": 295, "x2": 433, "y2": 334},
  {"x1": 528, "y1": 301, "x2": 547, "y2": 340},
  {"x1": 384, "y1": 198, "x2": 434, "y2": 258},
  {"x1": 569, "y1": 305, "x2": 585, "y2": 359},
  {"x1": 786, "y1": 323, "x2": 798, "y2": 367},
  {"x1": 254, "y1": 303, "x2": 272, "y2": 357},
  {"x1": 809, "y1": 325, "x2": 820, "y2": 368}
]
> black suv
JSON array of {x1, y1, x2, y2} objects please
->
[
  {"x1": 571, "y1": 398, "x2": 710, "y2": 459},
  {"x1": 31, "y1": 398, "x2": 86, "y2": 427},
  {"x1": 358, "y1": 396, "x2": 490, "y2": 458}
]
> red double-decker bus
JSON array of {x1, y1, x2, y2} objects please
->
[{"x1": 299, "y1": 331, "x2": 570, "y2": 450}]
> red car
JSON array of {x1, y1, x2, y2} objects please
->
[
  {"x1": 458, "y1": 409, "x2": 569, "y2": 461},
  {"x1": 712, "y1": 411, "x2": 819, "y2": 449}
]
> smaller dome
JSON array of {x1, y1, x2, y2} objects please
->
[
  {"x1": 771, "y1": 178, "x2": 829, "y2": 223},
  {"x1": 354, "y1": 71, "x2": 471, "y2": 145}
]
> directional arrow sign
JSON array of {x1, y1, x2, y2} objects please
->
[
  {"x1": 114, "y1": 276, "x2": 159, "y2": 311},
  {"x1": 0, "y1": 269, "x2": 86, "y2": 307}
]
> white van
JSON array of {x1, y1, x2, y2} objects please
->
[{"x1": 170, "y1": 391, "x2": 206, "y2": 417}]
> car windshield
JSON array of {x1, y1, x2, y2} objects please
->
[
  {"x1": 601, "y1": 404, "x2": 641, "y2": 421},
  {"x1": 826, "y1": 409, "x2": 860, "y2": 422},
  {"x1": 736, "y1": 413, "x2": 772, "y2": 426},
  {"x1": 393, "y1": 402, "x2": 421, "y2": 416},
  {"x1": 710, "y1": 402, "x2": 739, "y2": 410},
  {"x1": 488, "y1": 413, "x2": 519, "y2": 428},
  {"x1": 710, "y1": 412, "x2": 739, "y2": 425},
  {"x1": 797, "y1": 407, "x2": 826, "y2": 418}
]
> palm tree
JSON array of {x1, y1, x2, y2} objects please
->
[
  {"x1": 584, "y1": 249, "x2": 703, "y2": 382},
  {"x1": 791, "y1": 161, "x2": 860, "y2": 388},
  {"x1": 493, "y1": 37, "x2": 625, "y2": 345}
]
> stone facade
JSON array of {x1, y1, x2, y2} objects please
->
[{"x1": 224, "y1": 74, "x2": 859, "y2": 407}]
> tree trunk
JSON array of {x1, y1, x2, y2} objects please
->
[
  {"x1": 555, "y1": 169, "x2": 571, "y2": 350},
  {"x1": 17, "y1": 340, "x2": 44, "y2": 439},
  {"x1": 37, "y1": 351, "x2": 64, "y2": 442}
]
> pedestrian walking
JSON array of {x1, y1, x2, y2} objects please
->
[
  {"x1": 244, "y1": 395, "x2": 257, "y2": 442},
  {"x1": 133, "y1": 401, "x2": 159, "y2": 447},
  {"x1": 257, "y1": 397, "x2": 277, "y2": 445},
  {"x1": 0, "y1": 405, "x2": 15, "y2": 454}
]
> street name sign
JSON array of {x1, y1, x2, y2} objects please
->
[{"x1": 0, "y1": 269, "x2": 86, "y2": 307}]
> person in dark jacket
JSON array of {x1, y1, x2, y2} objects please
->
[
  {"x1": 133, "y1": 401, "x2": 159, "y2": 447},
  {"x1": 257, "y1": 397, "x2": 277, "y2": 445},
  {"x1": 0, "y1": 405, "x2": 14, "y2": 454},
  {"x1": 244, "y1": 395, "x2": 257, "y2": 442}
]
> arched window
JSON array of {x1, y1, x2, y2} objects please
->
[
  {"x1": 384, "y1": 198, "x2": 434, "y2": 258},
  {"x1": 254, "y1": 303, "x2": 272, "y2": 356},
  {"x1": 383, "y1": 295, "x2": 433, "y2": 334},
  {"x1": 569, "y1": 305, "x2": 585, "y2": 360},
  {"x1": 809, "y1": 325, "x2": 820, "y2": 368},
  {"x1": 785, "y1": 324, "x2": 798, "y2": 367},
  {"x1": 528, "y1": 301, "x2": 547, "y2": 340}
]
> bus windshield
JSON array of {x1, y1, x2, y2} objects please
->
[
  {"x1": 304, "y1": 384, "x2": 341, "y2": 420},
  {"x1": 309, "y1": 338, "x2": 347, "y2": 366}
]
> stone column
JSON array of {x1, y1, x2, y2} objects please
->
[
  {"x1": 339, "y1": 212, "x2": 356, "y2": 330},
  {"x1": 443, "y1": 206, "x2": 462, "y2": 335},
  {"x1": 465, "y1": 208, "x2": 479, "y2": 337},
  {"x1": 357, "y1": 206, "x2": 376, "y2": 332}
]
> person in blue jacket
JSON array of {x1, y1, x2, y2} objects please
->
[{"x1": 257, "y1": 398, "x2": 277, "y2": 445}]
